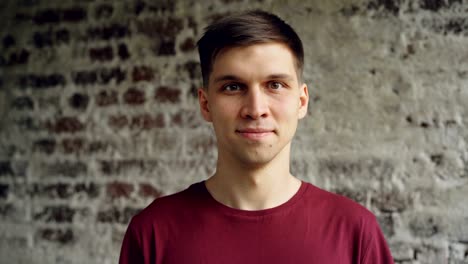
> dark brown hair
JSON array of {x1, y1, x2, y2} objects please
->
[{"x1": 197, "y1": 10, "x2": 304, "y2": 87}]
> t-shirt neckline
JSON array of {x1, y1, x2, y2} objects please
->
[{"x1": 194, "y1": 180, "x2": 308, "y2": 218}]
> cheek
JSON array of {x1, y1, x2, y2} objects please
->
[
  {"x1": 273, "y1": 97, "x2": 300, "y2": 117},
  {"x1": 210, "y1": 100, "x2": 237, "y2": 120}
]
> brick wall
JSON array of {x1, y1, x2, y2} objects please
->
[{"x1": 0, "y1": 0, "x2": 467, "y2": 263}]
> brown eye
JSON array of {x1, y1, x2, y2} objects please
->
[
  {"x1": 269, "y1": 82, "x2": 284, "y2": 90},
  {"x1": 223, "y1": 83, "x2": 242, "y2": 92}
]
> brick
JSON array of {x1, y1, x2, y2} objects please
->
[
  {"x1": 96, "y1": 90, "x2": 118, "y2": 106},
  {"x1": 430, "y1": 154, "x2": 443, "y2": 166},
  {"x1": 97, "y1": 206, "x2": 140, "y2": 224},
  {"x1": 72, "y1": 70, "x2": 97, "y2": 86},
  {"x1": 47, "y1": 117, "x2": 85, "y2": 133},
  {"x1": 0, "y1": 184, "x2": 9, "y2": 199},
  {"x1": 33, "y1": 9, "x2": 60, "y2": 24},
  {"x1": 0, "y1": 55, "x2": 6, "y2": 67},
  {"x1": 414, "y1": 244, "x2": 447, "y2": 263},
  {"x1": 420, "y1": 0, "x2": 461, "y2": 11},
  {"x1": 11, "y1": 96, "x2": 34, "y2": 110},
  {"x1": 36, "y1": 228, "x2": 74, "y2": 244},
  {"x1": 32, "y1": 29, "x2": 70, "y2": 49},
  {"x1": 183, "y1": 60, "x2": 201, "y2": 79},
  {"x1": 107, "y1": 181, "x2": 134, "y2": 199},
  {"x1": 131, "y1": 113, "x2": 165, "y2": 130},
  {"x1": 100, "y1": 67, "x2": 126, "y2": 84},
  {"x1": 94, "y1": 4, "x2": 113, "y2": 20},
  {"x1": 15, "y1": 117, "x2": 42, "y2": 131},
  {"x1": 409, "y1": 214, "x2": 442, "y2": 237},
  {"x1": 179, "y1": 37, "x2": 196, "y2": 52},
  {"x1": 138, "y1": 183, "x2": 161, "y2": 199},
  {"x1": 33, "y1": 7, "x2": 86, "y2": 25},
  {"x1": 133, "y1": 0, "x2": 175, "y2": 15},
  {"x1": 74, "y1": 182, "x2": 100, "y2": 198},
  {"x1": 117, "y1": 43, "x2": 130, "y2": 60},
  {"x1": 33, "y1": 205, "x2": 77, "y2": 223},
  {"x1": 29, "y1": 183, "x2": 72, "y2": 199},
  {"x1": 33, "y1": 138, "x2": 56, "y2": 154},
  {"x1": 0, "y1": 203, "x2": 15, "y2": 220},
  {"x1": 171, "y1": 109, "x2": 200, "y2": 128},
  {"x1": 422, "y1": 17, "x2": 468, "y2": 36},
  {"x1": 68, "y1": 93, "x2": 89, "y2": 110},
  {"x1": 136, "y1": 18, "x2": 183, "y2": 38},
  {"x1": 371, "y1": 190, "x2": 408, "y2": 213},
  {"x1": 108, "y1": 115, "x2": 128, "y2": 129},
  {"x1": 134, "y1": 0, "x2": 145, "y2": 15},
  {"x1": 155, "y1": 86, "x2": 180, "y2": 103},
  {"x1": 318, "y1": 158, "x2": 394, "y2": 182},
  {"x1": 339, "y1": 5, "x2": 361, "y2": 17},
  {"x1": 132, "y1": 66, "x2": 154, "y2": 82},
  {"x1": 33, "y1": 31, "x2": 52, "y2": 48},
  {"x1": 330, "y1": 187, "x2": 367, "y2": 205},
  {"x1": 87, "y1": 141, "x2": 109, "y2": 153},
  {"x1": 0, "y1": 161, "x2": 27, "y2": 178},
  {"x1": 6, "y1": 49, "x2": 30, "y2": 66},
  {"x1": 123, "y1": 87, "x2": 145, "y2": 105},
  {"x1": 55, "y1": 29, "x2": 70, "y2": 44},
  {"x1": 62, "y1": 7, "x2": 86, "y2": 23},
  {"x1": 187, "y1": 16, "x2": 197, "y2": 31},
  {"x1": 61, "y1": 138, "x2": 84, "y2": 154},
  {"x1": 15, "y1": 12, "x2": 31, "y2": 22},
  {"x1": 366, "y1": 0, "x2": 400, "y2": 15},
  {"x1": 99, "y1": 160, "x2": 156, "y2": 176},
  {"x1": 3, "y1": 35, "x2": 15, "y2": 49},
  {"x1": 189, "y1": 83, "x2": 198, "y2": 98},
  {"x1": 158, "y1": 40, "x2": 175, "y2": 55},
  {"x1": 89, "y1": 46, "x2": 113, "y2": 62},
  {"x1": 186, "y1": 132, "x2": 216, "y2": 156},
  {"x1": 29, "y1": 182, "x2": 100, "y2": 200},
  {"x1": 0, "y1": 162, "x2": 14, "y2": 176},
  {"x1": 19, "y1": 73, "x2": 66, "y2": 89},
  {"x1": 86, "y1": 23, "x2": 130, "y2": 41},
  {"x1": 41, "y1": 161, "x2": 87, "y2": 178},
  {"x1": 37, "y1": 96, "x2": 60, "y2": 110},
  {"x1": 443, "y1": 18, "x2": 467, "y2": 35}
]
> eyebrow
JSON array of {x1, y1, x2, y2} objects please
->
[{"x1": 212, "y1": 73, "x2": 294, "y2": 83}]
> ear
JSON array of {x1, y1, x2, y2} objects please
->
[
  {"x1": 198, "y1": 88, "x2": 212, "y2": 122},
  {"x1": 298, "y1": 83, "x2": 309, "y2": 119}
]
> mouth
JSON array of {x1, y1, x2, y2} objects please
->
[{"x1": 235, "y1": 128, "x2": 275, "y2": 140}]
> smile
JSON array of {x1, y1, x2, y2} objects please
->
[{"x1": 236, "y1": 128, "x2": 275, "y2": 140}]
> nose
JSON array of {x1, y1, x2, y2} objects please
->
[{"x1": 240, "y1": 86, "x2": 269, "y2": 120}]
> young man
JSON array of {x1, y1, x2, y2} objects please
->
[{"x1": 119, "y1": 10, "x2": 394, "y2": 264}]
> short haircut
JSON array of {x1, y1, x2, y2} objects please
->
[{"x1": 197, "y1": 10, "x2": 304, "y2": 88}]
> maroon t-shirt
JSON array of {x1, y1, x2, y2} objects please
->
[{"x1": 119, "y1": 181, "x2": 394, "y2": 264}]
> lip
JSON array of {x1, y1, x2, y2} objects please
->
[{"x1": 236, "y1": 128, "x2": 275, "y2": 140}]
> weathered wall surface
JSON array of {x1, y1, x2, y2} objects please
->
[{"x1": 0, "y1": 0, "x2": 467, "y2": 263}]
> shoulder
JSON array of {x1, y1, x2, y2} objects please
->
[
  {"x1": 129, "y1": 181, "x2": 204, "y2": 229},
  {"x1": 301, "y1": 182, "x2": 377, "y2": 224}
]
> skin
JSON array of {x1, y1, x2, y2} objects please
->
[{"x1": 198, "y1": 42, "x2": 309, "y2": 210}]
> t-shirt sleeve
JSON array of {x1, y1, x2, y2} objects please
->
[
  {"x1": 119, "y1": 218, "x2": 145, "y2": 264},
  {"x1": 361, "y1": 216, "x2": 395, "y2": 264}
]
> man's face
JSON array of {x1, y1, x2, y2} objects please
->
[{"x1": 198, "y1": 42, "x2": 309, "y2": 167}]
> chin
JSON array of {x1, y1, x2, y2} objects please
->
[{"x1": 237, "y1": 151, "x2": 278, "y2": 167}]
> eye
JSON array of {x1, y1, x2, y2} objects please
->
[
  {"x1": 222, "y1": 83, "x2": 243, "y2": 92},
  {"x1": 268, "y1": 81, "x2": 284, "y2": 90}
]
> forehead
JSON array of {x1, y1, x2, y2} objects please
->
[{"x1": 209, "y1": 43, "x2": 298, "y2": 83}]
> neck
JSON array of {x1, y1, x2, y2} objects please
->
[{"x1": 205, "y1": 144, "x2": 301, "y2": 210}]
